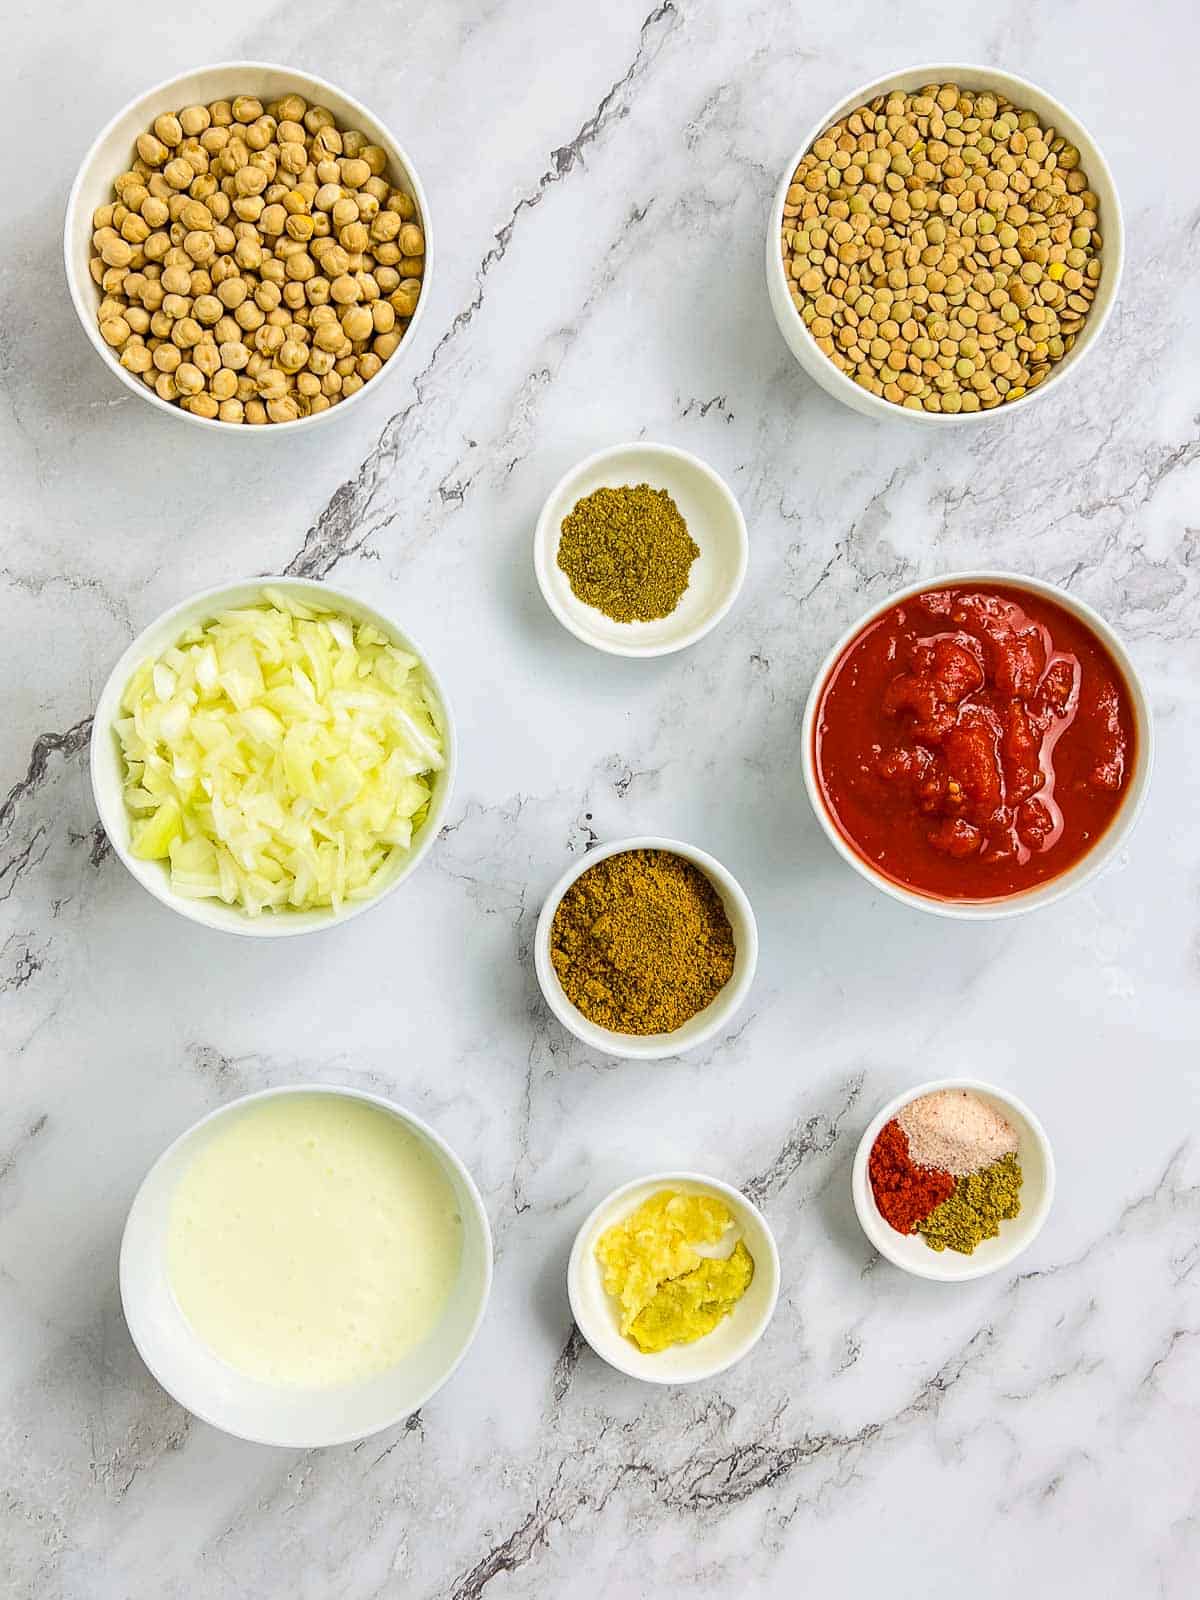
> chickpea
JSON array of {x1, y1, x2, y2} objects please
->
[
  {"x1": 218, "y1": 397, "x2": 245, "y2": 423},
  {"x1": 164, "y1": 158, "x2": 194, "y2": 190},
  {"x1": 235, "y1": 301, "x2": 266, "y2": 332},
  {"x1": 180, "y1": 104, "x2": 211, "y2": 137},
  {"x1": 398, "y1": 224, "x2": 424, "y2": 257},
  {"x1": 219, "y1": 339, "x2": 250, "y2": 370},
  {"x1": 244, "y1": 399, "x2": 268, "y2": 424},
  {"x1": 232, "y1": 95, "x2": 263, "y2": 124},
  {"x1": 361, "y1": 145, "x2": 389, "y2": 176},
  {"x1": 153, "y1": 113, "x2": 183, "y2": 147},
  {"x1": 193, "y1": 293, "x2": 223, "y2": 325},
  {"x1": 185, "y1": 391, "x2": 220, "y2": 419},
  {"x1": 154, "y1": 371, "x2": 179, "y2": 401},
  {"x1": 339, "y1": 220, "x2": 369, "y2": 253},
  {"x1": 172, "y1": 316, "x2": 203, "y2": 348},
  {"x1": 137, "y1": 133, "x2": 169, "y2": 167},
  {"x1": 153, "y1": 343, "x2": 181, "y2": 373},
  {"x1": 341, "y1": 305, "x2": 373, "y2": 342},
  {"x1": 100, "y1": 315, "x2": 131, "y2": 347},
  {"x1": 142, "y1": 195, "x2": 170, "y2": 229},
  {"x1": 121, "y1": 341, "x2": 153, "y2": 373}
]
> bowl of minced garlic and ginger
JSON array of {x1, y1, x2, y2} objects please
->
[
  {"x1": 567, "y1": 1175, "x2": 780, "y2": 1383},
  {"x1": 534, "y1": 837, "x2": 759, "y2": 1060}
]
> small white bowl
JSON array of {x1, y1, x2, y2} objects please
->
[
  {"x1": 567, "y1": 1171, "x2": 780, "y2": 1383},
  {"x1": 766, "y1": 63, "x2": 1123, "y2": 425},
  {"x1": 851, "y1": 1078, "x2": 1054, "y2": 1281},
  {"x1": 533, "y1": 443, "x2": 748, "y2": 657},
  {"x1": 534, "y1": 837, "x2": 758, "y2": 1059},
  {"x1": 120, "y1": 1084, "x2": 492, "y2": 1447},
  {"x1": 65, "y1": 61, "x2": 432, "y2": 435},
  {"x1": 800, "y1": 570, "x2": 1153, "y2": 919},
  {"x1": 91, "y1": 576, "x2": 455, "y2": 937}
]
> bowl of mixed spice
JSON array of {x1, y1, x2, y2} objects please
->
[
  {"x1": 532, "y1": 442, "x2": 748, "y2": 657},
  {"x1": 534, "y1": 836, "x2": 758, "y2": 1059},
  {"x1": 851, "y1": 1078, "x2": 1054, "y2": 1280}
]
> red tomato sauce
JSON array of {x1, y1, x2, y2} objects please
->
[{"x1": 813, "y1": 584, "x2": 1136, "y2": 900}]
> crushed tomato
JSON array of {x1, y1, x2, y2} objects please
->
[{"x1": 813, "y1": 584, "x2": 1136, "y2": 900}]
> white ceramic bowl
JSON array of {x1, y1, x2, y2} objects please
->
[
  {"x1": 90, "y1": 576, "x2": 456, "y2": 937},
  {"x1": 851, "y1": 1078, "x2": 1054, "y2": 1281},
  {"x1": 766, "y1": 63, "x2": 1123, "y2": 425},
  {"x1": 65, "y1": 61, "x2": 433, "y2": 434},
  {"x1": 534, "y1": 836, "x2": 758, "y2": 1059},
  {"x1": 567, "y1": 1171, "x2": 780, "y2": 1383},
  {"x1": 120, "y1": 1084, "x2": 492, "y2": 1446},
  {"x1": 533, "y1": 443, "x2": 748, "y2": 657},
  {"x1": 800, "y1": 570, "x2": 1153, "y2": 919}
]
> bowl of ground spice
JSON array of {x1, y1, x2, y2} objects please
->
[
  {"x1": 851, "y1": 1078, "x2": 1054, "y2": 1280},
  {"x1": 533, "y1": 443, "x2": 748, "y2": 657},
  {"x1": 534, "y1": 837, "x2": 758, "y2": 1059}
]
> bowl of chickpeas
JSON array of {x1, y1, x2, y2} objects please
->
[
  {"x1": 65, "y1": 62, "x2": 432, "y2": 430},
  {"x1": 766, "y1": 64, "x2": 1123, "y2": 423}
]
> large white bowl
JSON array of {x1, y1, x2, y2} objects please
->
[
  {"x1": 65, "y1": 61, "x2": 433, "y2": 435},
  {"x1": 766, "y1": 63, "x2": 1123, "y2": 425},
  {"x1": 533, "y1": 443, "x2": 748, "y2": 658},
  {"x1": 567, "y1": 1170, "x2": 780, "y2": 1383},
  {"x1": 800, "y1": 571, "x2": 1153, "y2": 919},
  {"x1": 851, "y1": 1078, "x2": 1054, "y2": 1281},
  {"x1": 120, "y1": 1084, "x2": 493, "y2": 1447},
  {"x1": 534, "y1": 836, "x2": 758, "y2": 1059},
  {"x1": 90, "y1": 576, "x2": 456, "y2": 937}
]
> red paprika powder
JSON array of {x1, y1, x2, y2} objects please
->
[{"x1": 868, "y1": 1119, "x2": 955, "y2": 1234}]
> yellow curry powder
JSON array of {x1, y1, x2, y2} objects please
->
[
  {"x1": 595, "y1": 1189, "x2": 755, "y2": 1353},
  {"x1": 550, "y1": 848, "x2": 735, "y2": 1035}
]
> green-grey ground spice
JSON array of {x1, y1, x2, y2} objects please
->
[
  {"x1": 917, "y1": 1152, "x2": 1023, "y2": 1253},
  {"x1": 556, "y1": 483, "x2": 699, "y2": 623}
]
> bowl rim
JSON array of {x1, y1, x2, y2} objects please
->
[
  {"x1": 566, "y1": 1168, "x2": 781, "y2": 1383},
  {"x1": 799, "y1": 569, "x2": 1154, "y2": 919},
  {"x1": 119, "y1": 1081, "x2": 494, "y2": 1447},
  {"x1": 766, "y1": 60, "x2": 1125, "y2": 425},
  {"x1": 850, "y1": 1076, "x2": 1055, "y2": 1281},
  {"x1": 63, "y1": 59, "x2": 433, "y2": 436},
  {"x1": 90, "y1": 574, "x2": 457, "y2": 938},
  {"x1": 532, "y1": 441, "x2": 749, "y2": 658},
  {"x1": 533, "y1": 835, "x2": 759, "y2": 1058}
]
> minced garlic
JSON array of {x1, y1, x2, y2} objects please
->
[{"x1": 595, "y1": 1189, "x2": 754, "y2": 1353}]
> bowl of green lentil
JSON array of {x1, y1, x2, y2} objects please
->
[
  {"x1": 534, "y1": 836, "x2": 758, "y2": 1059},
  {"x1": 851, "y1": 1078, "x2": 1055, "y2": 1281},
  {"x1": 533, "y1": 443, "x2": 748, "y2": 656},
  {"x1": 767, "y1": 64, "x2": 1122, "y2": 422}
]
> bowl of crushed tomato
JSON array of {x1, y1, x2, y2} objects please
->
[{"x1": 802, "y1": 573, "x2": 1152, "y2": 916}]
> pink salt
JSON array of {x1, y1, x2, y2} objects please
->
[{"x1": 896, "y1": 1089, "x2": 1018, "y2": 1176}]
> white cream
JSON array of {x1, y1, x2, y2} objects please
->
[{"x1": 167, "y1": 1095, "x2": 463, "y2": 1387}]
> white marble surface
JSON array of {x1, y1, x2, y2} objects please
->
[{"x1": 2, "y1": 2, "x2": 1198, "y2": 1594}]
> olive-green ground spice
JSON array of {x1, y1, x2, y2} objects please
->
[
  {"x1": 557, "y1": 483, "x2": 699, "y2": 623},
  {"x1": 549, "y1": 848, "x2": 735, "y2": 1035},
  {"x1": 918, "y1": 1152, "x2": 1023, "y2": 1253}
]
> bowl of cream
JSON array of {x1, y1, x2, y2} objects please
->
[{"x1": 120, "y1": 1085, "x2": 492, "y2": 1446}]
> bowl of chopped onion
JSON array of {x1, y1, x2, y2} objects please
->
[{"x1": 91, "y1": 578, "x2": 455, "y2": 936}]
